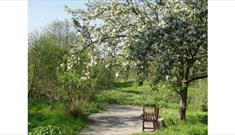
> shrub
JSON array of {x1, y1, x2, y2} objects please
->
[{"x1": 65, "y1": 100, "x2": 84, "y2": 118}]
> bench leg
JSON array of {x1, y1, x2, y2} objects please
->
[
  {"x1": 153, "y1": 121, "x2": 158, "y2": 131},
  {"x1": 153, "y1": 122, "x2": 156, "y2": 131},
  {"x1": 142, "y1": 120, "x2": 144, "y2": 131}
]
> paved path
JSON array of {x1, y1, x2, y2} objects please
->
[{"x1": 78, "y1": 104, "x2": 150, "y2": 135}]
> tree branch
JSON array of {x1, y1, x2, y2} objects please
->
[{"x1": 186, "y1": 72, "x2": 207, "y2": 83}]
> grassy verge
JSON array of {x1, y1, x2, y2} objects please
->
[{"x1": 28, "y1": 99, "x2": 105, "y2": 135}]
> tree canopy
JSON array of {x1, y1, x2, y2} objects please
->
[{"x1": 66, "y1": 0, "x2": 207, "y2": 120}]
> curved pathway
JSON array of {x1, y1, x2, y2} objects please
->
[{"x1": 78, "y1": 104, "x2": 148, "y2": 135}]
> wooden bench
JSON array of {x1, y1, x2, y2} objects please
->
[{"x1": 142, "y1": 106, "x2": 159, "y2": 131}]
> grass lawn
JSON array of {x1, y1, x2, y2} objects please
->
[
  {"x1": 133, "y1": 109, "x2": 207, "y2": 135},
  {"x1": 98, "y1": 80, "x2": 208, "y2": 135}
]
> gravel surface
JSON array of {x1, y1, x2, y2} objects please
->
[{"x1": 78, "y1": 104, "x2": 153, "y2": 135}]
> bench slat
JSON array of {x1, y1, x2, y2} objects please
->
[{"x1": 143, "y1": 112, "x2": 157, "y2": 121}]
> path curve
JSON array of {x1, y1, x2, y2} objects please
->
[{"x1": 78, "y1": 104, "x2": 147, "y2": 135}]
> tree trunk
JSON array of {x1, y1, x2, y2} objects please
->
[{"x1": 179, "y1": 83, "x2": 188, "y2": 121}]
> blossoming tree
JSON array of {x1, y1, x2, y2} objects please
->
[{"x1": 66, "y1": 0, "x2": 207, "y2": 120}]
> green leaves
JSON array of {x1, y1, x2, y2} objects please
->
[
  {"x1": 28, "y1": 34, "x2": 67, "y2": 99},
  {"x1": 29, "y1": 125, "x2": 65, "y2": 135},
  {"x1": 67, "y1": 0, "x2": 207, "y2": 89}
]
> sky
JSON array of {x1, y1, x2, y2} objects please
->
[{"x1": 28, "y1": 0, "x2": 87, "y2": 32}]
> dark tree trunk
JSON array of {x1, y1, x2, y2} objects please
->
[{"x1": 179, "y1": 83, "x2": 188, "y2": 121}]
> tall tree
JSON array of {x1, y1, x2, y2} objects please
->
[
  {"x1": 67, "y1": 0, "x2": 207, "y2": 120},
  {"x1": 44, "y1": 19, "x2": 78, "y2": 47},
  {"x1": 28, "y1": 20, "x2": 78, "y2": 99},
  {"x1": 28, "y1": 35, "x2": 66, "y2": 98},
  {"x1": 150, "y1": 0, "x2": 207, "y2": 120}
]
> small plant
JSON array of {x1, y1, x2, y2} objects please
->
[
  {"x1": 65, "y1": 100, "x2": 84, "y2": 118},
  {"x1": 29, "y1": 125, "x2": 65, "y2": 135},
  {"x1": 201, "y1": 101, "x2": 208, "y2": 112}
]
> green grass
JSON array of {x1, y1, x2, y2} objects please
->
[
  {"x1": 132, "y1": 108, "x2": 207, "y2": 135},
  {"x1": 97, "y1": 80, "x2": 208, "y2": 135},
  {"x1": 132, "y1": 110, "x2": 207, "y2": 135},
  {"x1": 29, "y1": 99, "x2": 87, "y2": 135},
  {"x1": 29, "y1": 79, "x2": 207, "y2": 135},
  {"x1": 98, "y1": 80, "x2": 207, "y2": 109},
  {"x1": 98, "y1": 82, "x2": 178, "y2": 108}
]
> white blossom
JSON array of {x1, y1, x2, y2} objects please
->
[
  {"x1": 166, "y1": 75, "x2": 169, "y2": 80},
  {"x1": 115, "y1": 72, "x2": 119, "y2": 78},
  {"x1": 105, "y1": 64, "x2": 110, "y2": 68},
  {"x1": 80, "y1": 76, "x2": 87, "y2": 80},
  {"x1": 60, "y1": 63, "x2": 64, "y2": 67},
  {"x1": 67, "y1": 65, "x2": 72, "y2": 70},
  {"x1": 122, "y1": 61, "x2": 128, "y2": 66},
  {"x1": 84, "y1": 72, "x2": 90, "y2": 76}
]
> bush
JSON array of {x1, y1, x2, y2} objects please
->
[{"x1": 29, "y1": 125, "x2": 65, "y2": 135}]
